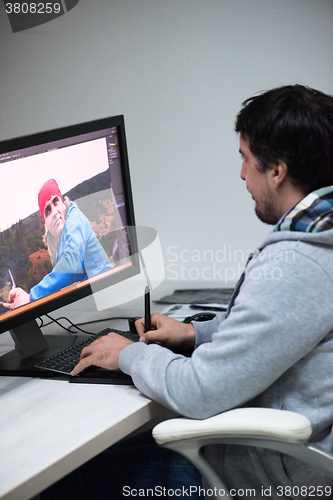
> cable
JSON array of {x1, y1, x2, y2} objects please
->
[
  {"x1": 45, "y1": 314, "x2": 94, "y2": 334},
  {"x1": 39, "y1": 314, "x2": 133, "y2": 335}
]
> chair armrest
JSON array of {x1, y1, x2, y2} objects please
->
[{"x1": 153, "y1": 407, "x2": 312, "y2": 445}]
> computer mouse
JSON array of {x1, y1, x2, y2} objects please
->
[{"x1": 183, "y1": 312, "x2": 216, "y2": 323}]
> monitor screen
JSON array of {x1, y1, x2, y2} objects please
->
[{"x1": 0, "y1": 115, "x2": 140, "y2": 377}]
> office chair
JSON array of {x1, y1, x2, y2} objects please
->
[{"x1": 153, "y1": 407, "x2": 333, "y2": 497}]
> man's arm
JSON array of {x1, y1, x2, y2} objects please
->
[
  {"x1": 118, "y1": 246, "x2": 333, "y2": 419},
  {"x1": 71, "y1": 314, "x2": 196, "y2": 375},
  {"x1": 71, "y1": 309, "x2": 224, "y2": 377},
  {"x1": 135, "y1": 313, "x2": 196, "y2": 350},
  {"x1": 74, "y1": 245, "x2": 333, "y2": 420},
  {"x1": 134, "y1": 311, "x2": 225, "y2": 349},
  {"x1": 192, "y1": 312, "x2": 226, "y2": 347}
]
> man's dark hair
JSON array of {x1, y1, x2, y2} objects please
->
[{"x1": 235, "y1": 85, "x2": 333, "y2": 194}]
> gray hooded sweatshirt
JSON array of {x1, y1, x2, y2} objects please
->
[{"x1": 119, "y1": 229, "x2": 333, "y2": 497}]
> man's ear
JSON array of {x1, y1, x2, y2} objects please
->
[{"x1": 271, "y1": 160, "x2": 288, "y2": 189}]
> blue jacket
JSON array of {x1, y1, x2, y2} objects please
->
[{"x1": 30, "y1": 202, "x2": 113, "y2": 300}]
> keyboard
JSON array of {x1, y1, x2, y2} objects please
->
[{"x1": 35, "y1": 327, "x2": 139, "y2": 376}]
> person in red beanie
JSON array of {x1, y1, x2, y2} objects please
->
[
  {"x1": 5, "y1": 179, "x2": 113, "y2": 309},
  {"x1": 38, "y1": 179, "x2": 66, "y2": 243}
]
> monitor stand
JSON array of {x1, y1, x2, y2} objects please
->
[
  {"x1": 0, "y1": 319, "x2": 134, "y2": 384},
  {"x1": 0, "y1": 319, "x2": 85, "y2": 377}
]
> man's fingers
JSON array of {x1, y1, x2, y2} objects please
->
[
  {"x1": 140, "y1": 329, "x2": 167, "y2": 345},
  {"x1": 136, "y1": 313, "x2": 163, "y2": 339},
  {"x1": 140, "y1": 331, "x2": 154, "y2": 344},
  {"x1": 71, "y1": 355, "x2": 94, "y2": 376},
  {"x1": 135, "y1": 317, "x2": 146, "y2": 337},
  {"x1": 70, "y1": 344, "x2": 96, "y2": 375},
  {"x1": 71, "y1": 333, "x2": 130, "y2": 375}
]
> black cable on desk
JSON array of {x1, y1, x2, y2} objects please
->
[{"x1": 39, "y1": 314, "x2": 134, "y2": 335}]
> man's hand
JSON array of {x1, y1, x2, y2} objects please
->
[
  {"x1": 135, "y1": 313, "x2": 195, "y2": 351},
  {"x1": 2, "y1": 288, "x2": 30, "y2": 310},
  {"x1": 71, "y1": 332, "x2": 134, "y2": 376}
]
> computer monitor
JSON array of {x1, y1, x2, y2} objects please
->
[{"x1": 0, "y1": 115, "x2": 140, "y2": 377}]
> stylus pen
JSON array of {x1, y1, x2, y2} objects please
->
[
  {"x1": 144, "y1": 285, "x2": 151, "y2": 333},
  {"x1": 8, "y1": 269, "x2": 16, "y2": 289}
]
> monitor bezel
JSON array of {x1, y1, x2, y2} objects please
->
[{"x1": 0, "y1": 115, "x2": 140, "y2": 335}]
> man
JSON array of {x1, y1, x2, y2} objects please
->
[
  {"x1": 6, "y1": 179, "x2": 113, "y2": 308},
  {"x1": 46, "y1": 85, "x2": 333, "y2": 498}
]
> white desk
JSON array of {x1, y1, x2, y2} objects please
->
[
  {"x1": 0, "y1": 377, "x2": 171, "y2": 500},
  {"x1": 0, "y1": 295, "x2": 175, "y2": 500},
  {"x1": 0, "y1": 376, "x2": 172, "y2": 500}
]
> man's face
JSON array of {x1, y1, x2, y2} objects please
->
[
  {"x1": 44, "y1": 195, "x2": 66, "y2": 242},
  {"x1": 239, "y1": 135, "x2": 280, "y2": 225}
]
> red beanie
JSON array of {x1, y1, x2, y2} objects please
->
[{"x1": 38, "y1": 179, "x2": 63, "y2": 221}]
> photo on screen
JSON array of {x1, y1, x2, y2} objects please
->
[{"x1": 0, "y1": 130, "x2": 132, "y2": 314}]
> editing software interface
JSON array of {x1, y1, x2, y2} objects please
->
[{"x1": 0, "y1": 116, "x2": 140, "y2": 377}]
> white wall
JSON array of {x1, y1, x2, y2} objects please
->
[{"x1": 1, "y1": 0, "x2": 333, "y2": 291}]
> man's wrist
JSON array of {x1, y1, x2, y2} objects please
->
[
  {"x1": 119, "y1": 341, "x2": 148, "y2": 374},
  {"x1": 189, "y1": 323, "x2": 196, "y2": 343}
]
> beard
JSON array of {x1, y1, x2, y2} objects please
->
[{"x1": 253, "y1": 189, "x2": 280, "y2": 226}]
